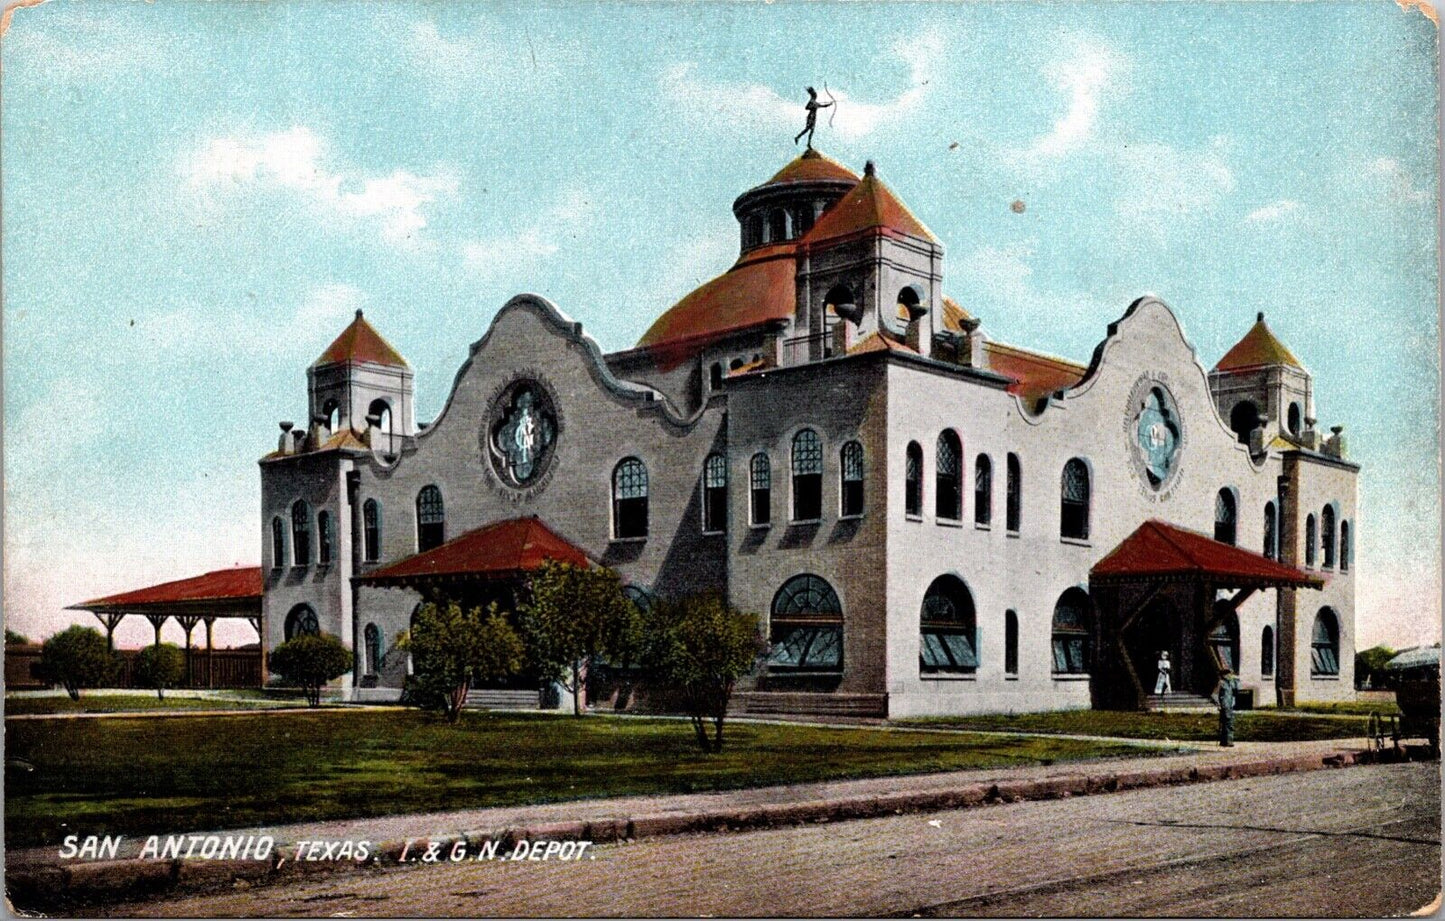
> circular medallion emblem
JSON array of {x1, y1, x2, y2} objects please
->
[
  {"x1": 488, "y1": 380, "x2": 558, "y2": 488},
  {"x1": 1127, "y1": 378, "x2": 1184, "y2": 493}
]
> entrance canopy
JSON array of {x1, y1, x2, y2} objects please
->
[
  {"x1": 357, "y1": 516, "x2": 593, "y2": 591},
  {"x1": 68, "y1": 566, "x2": 264, "y2": 648},
  {"x1": 1092, "y1": 520, "x2": 1322, "y2": 590}
]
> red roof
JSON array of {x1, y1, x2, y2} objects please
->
[
  {"x1": 984, "y1": 341, "x2": 1088, "y2": 402},
  {"x1": 359, "y1": 517, "x2": 591, "y2": 584},
  {"x1": 1214, "y1": 314, "x2": 1301, "y2": 372},
  {"x1": 314, "y1": 310, "x2": 409, "y2": 369},
  {"x1": 802, "y1": 162, "x2": 937, "y2": 247},
  {"x1": 763, "y1": 149, "x2": 860, "y2": 186},
  {"x1": 1092, "y1": 520, "x2": 1323, "y2": 587},
  {"x1": 71, "y1": 567, "x2": 263, "y2": 610}
]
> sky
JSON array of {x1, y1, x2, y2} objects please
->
[{"x1": 2, "y1": 0, "x2": 1439, "y2": 651}]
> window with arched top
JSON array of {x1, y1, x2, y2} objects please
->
[
  {"x1": 317, "y1": 510, "x2": 333, "y2": 566},
  {"x1": 936, "y1": 430, "x2": 962, "y2": 521},
  {"x1": 1230, "y1": 401, "x2": 1260, "y2": 445},
  {"x1": 795, "y1": 204, "x2": 815, "y2": 236},
  {"x1": 703, "y1": 454, "x2": 727, "y2": 533},
  {"x1": 363, "y1": 499, "x2": 381, "y2": 563},
  {"x1": 367, "y1": 398, "x2": 392, "y2": 434},
  {"x1": 1052, "y1": 588, "x2": 1092, "y2": 674},
  {"x1": 1305, "y1": 514, "x2": 1317, "y2": 567},
  {"x1": 897, "y1": 285, "x2": 923, "y2": 318},
  {"x1": 1261, "y1": 625, "x2": 1275, "y2": 678},
  {"x1": 323, "y1": 400, "x2": 340, "y2": 433},
  {"x1": 1005, "y1": 610, "x2": 1019, "y2": 676},
  {"x1": 746, "y1": 213, "x2": 764, "y2": 249},
  {"x1": 840, "y1": 441, "x2": 864, "y2": 518},
  {"x1": 291, "y1": 501, "x2": 311, "y2": 566},
  {"x1": 1340, "y1": 520, "x2": 1351, "y2": 572},
  {"x1": 622, "y1": 584, "x2": 655, "y2": 614},
  {"x1": 271, "y1": 517, "x2": 286, "y2": 570},
  {"x1": 767, "y1": 208, "x2": 788, "y2": 242},
  {"x1": 1288, "y1": 402, "x2": 1303, "y2": 436},
  {"x1": 1061, "y1": 459, "x2": 1090, "y2": 540},
  {"x1": 710, "y1": 363, "x2": 723, "y2": 390},
  {"x1": 416, "y1": 485, "x2": 445, "y2": 552},
  {"x1": 1263, "y1": 501, "x2": 1278, "y2": 560},
  {"x1": 1006, "y1": 453, "x2": 1021, "y2": 533},
  {"x1": 824, "y1": 284, "x2": 858, "y2": 323},
  {"x1": 364, "y1": 623, "x2": 382, "y2": 675},
  {"x1": 1321, "y1": 505, "x2": 1336, "y2": 569},
  {"x1": 974, "y1": 455, "x2": 992, "y2": 526},
  {"x1": 905, "y1": 441, "x2": 923, "y2": 518},
  {"x1": 750, "y1": 453, "x2": 771, "y2": 526},
  {"x1": 284, "y1": 604, "x2": 319, "y2": 641},
  {"x1": 1209, "y1": 607, "x2": 1240, "y2": 672},
  {"x1": 613, "y1": 458, "x2": 649, "y2": 539},
  {"x1": 767, "y1": 574, "x2": 843, "y2": 673},
  {"x1": 1214, "y1": 489, "x2": 1237, "y2": 546},
  {"x1": 1311, "y1": 608, "x2": 1340, "y2": 676},
  {"x1": 791, "y1": 429, "x2": 823, "y2": 521},
  {"x1": 920, "y1": 575, "x2": 977, "y2": 674}
]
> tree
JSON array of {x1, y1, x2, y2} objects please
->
[
  {"x1": 405, "y1": 600, "x2": 526, "y2": 722},
  {"x1": 268, "y1": 634, "x2": 353, "y2": 707},
  {"x1": 37, "y1": 626, "x2": 116, "y2": 701},
  {"x1": 520, "y1": 562, "x2": 642, "y2": 715},
  {"x1": 5, "y1": 629, "x2": 30, "y2": 645},
  {"x1": 133, "y1": 643, "x2": 185, "y2": 700},
  {"x1": 1356, "y1": 644, "x2": 1397, "y2": 690},
  {"x1": 643, "y1": 594, "x2": 763, "y2": 753}
]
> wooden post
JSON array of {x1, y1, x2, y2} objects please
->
[
  {"x1": 176, "y1": 616, "x2": 200, "y2": 688},
  {"x1": 145, "y1": 614, "x2": 168, "y2": 648},
  {"x1": 93, "y1": 612, "x2": 125, "y2": 651},
  {"x1": 204, "y1": 617, "x2": 216, "y2": 689},
  {"x1": 249, "y1": 615, "x2": 267, "y2": 685}
]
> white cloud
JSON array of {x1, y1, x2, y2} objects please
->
[
  {"x1": 1021, "y1": 38, "x2": 1124, "y2": 160},
  {"x1": 661, "y1": 32, "x2": 943, "y2": 143},
  {"x1": 1370, "y1": 157, "x2": 1431, "y2": 204},
  {"x1": 1244, "y1": 199, "x2": 1303, "y2": 224},
  {"x1": 1111, "y1": 137, "x2": 1237, "y2": 229},
  {"x1": 460, "y1": 185, "x2": 598, "y2": 280},
  {"x1": 187, "y1": 127, "x2": 458, "y2": 245},
  {"x1": 953, "y1": 239, "x2": 1107, "y2": 331}
]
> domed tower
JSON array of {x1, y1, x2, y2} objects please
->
[
  {"x1": 732, "y1": 148, "x2": 860, "y2": 252},
  {"x1": 1209, "y1": 312, "x2": 1313, "y2": 450},
  {"x1": 307, "y1": 310, "x2": 416, "y2": 446}
]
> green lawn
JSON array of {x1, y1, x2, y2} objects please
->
[
  {"x1": 1285, "y1": 701, "x2": 1402, "y2": 718},
  {"x1": 4, "y1": 710, "x2": 1170, "y2": 849},
  {"x1": 900, "y1": 709, "x2": 1373, "y2": 743},
  {"x1": 4, "y1": 693, "x2": 304, "y2": 716}
]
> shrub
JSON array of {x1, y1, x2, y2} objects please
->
[
  {"x1": 520, "y1": 562, "x2": 642, "y2": 715},
  {"x1": 37, "y1": 626, "x2": 117, "y2": 700},
  {"x1": 405, "y1": 601, "x2": 526, "y2": 722},
  {"x1": 643, "y1": 594, "x2": 763, "y2": 753},
  {"x1": 268, "y1": 634, "x2": 353, "y2": 707},
  {"x1": 133, "y1": 643, "x2": 186, "y2": 700},
  {"x1": 5, "y1": 629, "x2": 30, "y2": 645}
]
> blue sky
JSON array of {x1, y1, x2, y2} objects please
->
[{"x1": 3, "y1": 1, "x2": 1438, "y2": 649}]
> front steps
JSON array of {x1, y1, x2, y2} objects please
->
[
  {"x1": 731, "y1": 691, "x2": 888, "y2": 719},
  {"x1": 1146, "y1": 692, "x2": 1216, "y2": 710},
  {"x1": 465, "y1": 688, "x2": 543, "y2": 710}
]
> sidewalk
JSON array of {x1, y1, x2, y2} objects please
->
[{"x1": 5, "y1": 735, "x2": 1375, "y2": 909}]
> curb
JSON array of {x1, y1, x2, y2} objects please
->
[{"x1": 4, "y1": 746, "x2": 1373, "y2": 911}]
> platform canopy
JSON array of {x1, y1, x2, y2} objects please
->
[
  {"x1": 68, "y1": 566, "x2": 264, "y2": 647},
  {"x1": 357, "y1": 516, "x2": 593, "y2": 590},
  {"x1": 1091, "y1": 519, "x2": 1323, "y2": 590}
]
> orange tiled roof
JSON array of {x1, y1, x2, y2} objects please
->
[
  {"x1": 1092, "y1": 520, "x2": 1322, "y2": 588},
  {"x1": 846, "y1": 331, "x2": 917, "y2": 356},
  {"x1": 71, "y1": 567, "x2": 263, "y2": 610},
  {"x1": 802, "y1": 163, "x2": 937, "y2": 247},
  {"x1": 763, "y1": 148, "x2": 860, "y2": 186},
  {"x1": 314, "y1": 311, "x2": 409, "y2": 369},
  {"x1": 359, "y1": 517, "x2": 591, "y2": 584},
  {"x1": 635, "y1": 243, "x2": 798, "y2": 359},
  {"x1": 984, "y1": 341, "x2": 1087, "y2": 402},
  {"x1": 1214, "y1": 315, "x2": 1301, "y2": 372}
]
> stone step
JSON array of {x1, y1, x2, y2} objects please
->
[
  {"x1": 464, "y1": 688, "x2": 542, "y2": 710},
  {"x1": 731, "y1": 691, "x2": 888, "y2": 719}
]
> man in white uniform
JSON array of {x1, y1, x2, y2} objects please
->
[{"x1": 1154, "y1": 650, "x2": 1172, "y2": 694}]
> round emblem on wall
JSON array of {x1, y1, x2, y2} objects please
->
[
  {"x1": 1127, "y1": 376, "x2": 1184, "y2": 495},
  {"x1": 487, "y1": 380, "x2": 558, "y2": 488}
]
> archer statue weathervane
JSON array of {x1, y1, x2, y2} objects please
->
[{"x1": 794, "y1": 85, "x2": 836, "y2": 149}]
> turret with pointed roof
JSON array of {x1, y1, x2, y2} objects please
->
[
  {"x1": 306, "y1": 309, "x2": 416, "y2": 447},
  {"x1": 1209, "y1": 312, "x2": 1313, "y2": 450}
]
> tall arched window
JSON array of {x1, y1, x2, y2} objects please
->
[
  {"x1": 284, "y1": 604, "x2": 319, "y2": 641},
  {"x1": 974, "y1": 455, "x2": 992, "y2": 526},
  {"x1": 1340, "y1": 520, "x2": 1351, "y2": 572},
  {"x1": 1321, "y1": 505, "x2": 1336, "y2": 568},
  {"x1": 710, "y1": 363, "x2": 723, "y2": 390},
  {"x1": 750, "y1": 453, "x2": 771, "y2": 526},
  {"x1": 416, "y1": 485, "x2": 445, "y2": 552},
  {"x1": 317, "y1": 510, "x2": 333, "y2": 566},
  {"x1": 1052, "y1": 588, "x2": 1092, "y2": 674},
  {"x1": 1209, "y1": 607, "x2": 1240, "y2": 672},
  {"x1": 795, "y1": 204, "x2": 815, "y2": 236},
  {"x1": 1263, "y1": 501, "x2": 1278, "y2": 559},
  {"x1": 291, "y1": 501, "x2": 311, "y2": 566},
  {"x1": 1311, "y1": 608, "x2": 1340, "y2": 676},
  {"x1": 767, "y1": 574, "x2": 843, "y2": 672},
  {"x1": 613, "y1": 458, "x2": 649, "y2": 539},
  {"x1": 936, "y1": 430, "x2": 962, "y2": 521},
  {"x1": 1005, "y1": 610, "x2": 1019, "y2": 676},
  {"x1": 1214, "y1": 489, "x2": 1237, "y2": 545},
  {"x1": 791, "y1": 429, "x2": 823, "y2": 521},
  {"x1": 1005, "y1": 453, "x2": 1021, "y2": 533},
  {"x1": 767, "y1": 208, "x2": 788, "y2": 242},
  {"x1": 367, "y1": 399, "x2": 392, "y2": 434},
  {"x1": 1305, "y1": 514, "x2": 1317, "y2": 567},
  {"x1": 840, "y1": 441, "x2": 864, "y2": 517},
  {"x1": 905, "y1": 441, "x2": 923, "y2": 518},
  {"x1": 920, "y1": 575, "x2": 977, "y2": 674},
  {"x1": 363, "y1": 499, "x2": 381, "y2": 563},
  {"x1": 1060, "y1": 459, "x2": 1091, "y2": 540},
  {"x1": 271, "y1": 517, "x2": 286, "y2": 570},
  {"x1": 323, "y1": 400, "x2": 341, "y2": 433},
  {"x1": 364, "y1": 623, "x2": 382, "y2": 675},
  {"x1": 703, "y1": 454, "x2": 727, "y2": 533},
  {"x1": 1230, "y1": 401, "x2": 1261, "y2": 445},
  {"x1": 1261, "y1": 625, "x2": 1275, "y2": 678},
  {"x1": 1288, "y1": 402, "x2": 1302, "y2": 436}
]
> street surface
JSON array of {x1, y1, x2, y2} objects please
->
[{"x1": 104, "y1": 761, "x2": 1439, "y2": 918}]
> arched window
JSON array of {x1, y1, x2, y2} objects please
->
[
  {"x1": 1261, "y1": 625, "x2": 1275, "y2": 678},
  {"x1": 1005, "y1": 453, "x2": 1021, "y2": 533},
  {"x1": 270, "y1": 517, "x2": 286, "y2": 570},
  {"x1": 767, "y1": 574, "x2": 843, "y2": 672},
  {"x1": 1288, "y1": 402, "x2": 1302, "y2": 436},
  {"x1": 1060, "y1": 459, "x2": 1090, "y2": 540},
  {"x1": 1230, "y1": 401, "x2": 1260, "y2": 445},
  {"x1": 795, "y1": 204, "x2": 815, "y2": 236},
  {"x1": 364, "y1": 623, "x2": 382, "y2": 675},
  {"x1": 317, "y1": 510, "x2": 333, "y2": 566},
  {"x1": 897, "y1": 285, "x2": 923, "y2": 321},
  {"x1": 905, "y1": 441, "x2": 923, "y2": 518},
  {"x1": 791, "y1": 429, "x2": 823, "y2": 522},
  {"x1": 823, "y1": 285, "x2": 858, "y2": 323},
  {"x1": 362, "y1": 499, "x2": 381, "y2": 563},
  {"x1": 746, "y1": 213, "x2": 764, "y2": 249},
  {"x1": 750, "y1": 453, "x2": 771, "y2": 526},
  {"x1": 291, "y1": 501, "x2": 311, "y2": 566},
  {"x1": 703, "y1": 454, "x2": 727, "y2": 533},
  {"x1": 1263, "y1": 501, "x2": 1278, "y2": 559},
  {"x1": 710, "y1": 363, "x2": 723, "y2": 390},
  {"x1": 1311, "y1": 608, "x2": 1340, "y2": 676},
  {"x1": 935, "y1": 430, "x2": 962, "y2": 521},
  {"x1": 367, "y1": 398, "x2": 392, "y2": 434},
  {"x1": 974, "y1": 455, "x2": 992, "y2": 526},
  {"x1": 1209, "y1": 607, "x2": 1240, "y2": 672},
  {"x1": 416, "y1": 485, "x2": 445, "y2": 552},
  {"x1": 1321, "y1": 505, "x2": 1336, "y2": 568},
  {"x1": 1305, "y1": 514, "x2": 1317, "y2": 567},
  {"x1": 1052, "y1": 588, "x2": 1092, "y2": 674},
  {"x1": 767, "y1": 208, "x2": 788, "y2": 242},
  {"x1": 1005, "y1": 610, "x2": 1019, "y2": 676},
  {"x1": 840, "y1": 441, "x2": 864, "y2": 517},
  {"x1": 729, "y1": 357, "x2": 744, "y2": 371},
  {"x1": 613, "y1": 458, "x2": 649, "y2": 539},
  {"x1": 1214, "y1": 489, "x2": 1237, "y2": 545},
  {"x1": 323, "y1": 400, "x2": 340, "y2": 433},
  {"x1": 920, "y1": 575, "x2": 977, "y2": 674},
  {"x1": 284, "y1": 604, "x2": 319, "y2": 641},
  {"x1": 1340, "y1": 520, "x2": 1351, "y2": 572},
  {"x1": 622, "y1": 584, "x2": 656, "y2": 614}
]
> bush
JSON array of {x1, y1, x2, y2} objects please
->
[
  {"x1": 37, "y1": 626, "x2": 117, "y2": 700},
  {"x1": 405, "y1": 600, "x2": 526, "y2": 722},
  {"x1": 520, "y1": 562, "x2": 642, "y2": 715},
  {"x1": 5, "y1": 629, "x2": 30, "y2": 645},
  {"x1": 643, "y1": 594, "x2": 763, "y2": 753},
  {"x1": 134, "y1": 643, "x2": 185, "y2": 700},
  {"x1": 268, "y1": 634, "x2": 353, "y2": 707}
]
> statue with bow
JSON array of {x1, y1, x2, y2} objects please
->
[{"x1": 794, "y1": 84, "x2": 836, "y2": 149}]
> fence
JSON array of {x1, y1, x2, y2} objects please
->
[{"x1": 4, "y1": 644, "x2": 263, "y2": 690}]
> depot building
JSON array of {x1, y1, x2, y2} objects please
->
[{"x1": 76, "y1": 148, "x2": 1359, "y2": 718}]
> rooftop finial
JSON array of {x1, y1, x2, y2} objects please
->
[
  {"x1": 356, "y1": 309, "x2": 365, "y2": 320},
  {"x1": 794, "y1": 85, "x2": 835, "y2": 150},
  {"x1": 864, "y1": 160, "x2": 876, "y2": 177},
  {"x1": 1257, "y1": 311, "x2": 1264, "y2": 323}
]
